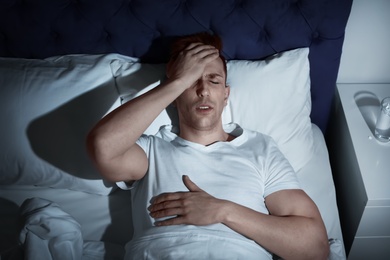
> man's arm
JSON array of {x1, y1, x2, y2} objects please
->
[
  {"x1": 148, "y1": 176, "x2": 330, "y2": 260},
  {"x1": 86, "y1": 44, "x2": 220, "y2": 183},
  {"x1": 224, "y1": 188, "x2": 330, "y2": 260}
]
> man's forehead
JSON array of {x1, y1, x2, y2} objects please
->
[{"x1": 204, "y1": 59, "x2": 226, "y2": 77}]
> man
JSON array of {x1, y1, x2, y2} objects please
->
[{"x1": 87, "y1": 33, "x2": 329, "y2": 259}]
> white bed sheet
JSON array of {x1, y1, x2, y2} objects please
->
[
  {"x1": 0, "y1": 124, "x2": 344, "y2": 258},
  {"x1": 0, "y1": 186, "x2": 133, "y2": 258},
  {"x1": 297, "y1": 125, "x2": 344, "y2": 249}
]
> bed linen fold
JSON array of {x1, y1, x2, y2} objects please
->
[
  {"x1": 18, "y1": 197, "x2": 124, "y2": 260},
  {"x1": 19, "y1": 198, "x2": 83, "y2": 259}
]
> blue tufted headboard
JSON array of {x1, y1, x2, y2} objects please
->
[{"x1": 0, "y1": 0, "x2": 352, "y2": 132}]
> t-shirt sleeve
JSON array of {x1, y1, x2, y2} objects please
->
[
  {"x1": 116, "y1": 180, "x2": 137, "y2": 190},
  {"x1": 135, "y1": 134, "x2": 151, "y2": 154},
  {"x1": 263, "y1": 137, "x2": 301, "y2": 197}
]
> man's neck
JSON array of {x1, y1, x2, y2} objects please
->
[{"x1": 178, "y1": 125, "x2": 230, "y2": 146}]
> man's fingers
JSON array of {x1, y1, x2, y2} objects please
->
[
  {"x1": 149, "y1": 206, "x2": 183, "y2": 219},
  {"x1": 182, "y1": 43, "x2": 219, "y2": 59},
  {"x1": 148, "y1": 198, "x2": 183, "y2": 212},
  {"x1": 182, "y1": 175, "x2": 202, "y2": 192},
  {"x1": 150, "y1": 191, "x2": 185, "y2": 205},
  {"x1": 184, "y1": 42, "x2": 216, "y2": 52},
  {"x1": 166, "y1": 42, "x2": 220, "y2": 85},
  {"x1": 150, "y1": 176, "x2": 201, "y2": 205}
]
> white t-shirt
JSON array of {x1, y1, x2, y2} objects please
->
[{"x1": 119, "y1": 123, "x2": 301, "y2": 259}]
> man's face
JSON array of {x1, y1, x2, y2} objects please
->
[{"x1": 174, "y1": 57, "x2": 229, "y2": 132}]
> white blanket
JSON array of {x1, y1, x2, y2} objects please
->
[
  {"x1": 18, "y1": 197, "x2": 344, "y2": 259},
  {"x1": 19, "y1": 198, "x2": 124, "y2": 260}
]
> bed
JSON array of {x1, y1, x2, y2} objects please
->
[{"x1": 0, "y1": 0, "x2": 352, "y2": 259}]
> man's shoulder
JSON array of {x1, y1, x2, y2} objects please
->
[{"x1": 138, "y1": 125, "x2": 178, "y2": 143}]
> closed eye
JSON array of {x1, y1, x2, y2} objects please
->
[{"x1": 206, "y1": 73, "x2": 224, "y2": 85}]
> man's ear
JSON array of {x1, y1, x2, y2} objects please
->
[{"x1": 224, "y1": 85, "x2": 230, "y2": 105}]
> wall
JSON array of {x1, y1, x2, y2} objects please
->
[{"x1": 337, "y1": 0, "x2": 390, "y2": 83}]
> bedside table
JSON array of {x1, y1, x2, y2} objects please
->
[{"x1": 327, "y1": 83, "x2": 390, "y2": 259}]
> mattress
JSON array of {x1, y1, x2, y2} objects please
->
[{"x1": 0, "y1": 124, "x2": 344, "y2": 258}]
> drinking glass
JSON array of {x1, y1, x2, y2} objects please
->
[{"x1": 375, "y1": 97, "x2": 390, "y2": 142}]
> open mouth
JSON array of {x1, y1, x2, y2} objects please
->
[
  {"x1": 195, "y1": 104, "x2": 214, "y2": 112},
  {"x1": 193, "y1": 100, "x2": 215, "y2": 114}
]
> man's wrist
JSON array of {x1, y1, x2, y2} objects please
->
[
  {"x1": 218, "y1": 199, "x2": 235, "y2": 224},
  {"x1": 164, "y1": 76, "x2": 192, "y2": 92}
]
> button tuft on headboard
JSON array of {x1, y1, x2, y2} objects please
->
[{"x1": 103, "y1": 31, "x2": 111, "y2": 41}]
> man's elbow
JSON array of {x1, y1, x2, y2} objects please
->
[
  {"x1": 85, "y1": 130, "x2": 115, "y2": 179},
  {"x1": 316, "y1": 238, "x2": 330, "y2": 260},
  {"x1": 297, "y1": 220, "x2": 330, "y2": 260},
  {"x1": 308, "y1": 234, "x2": 330, "y2": 260},
  {"x1": 86, "y1": 128, "x2": 112, "y2": 163},
  {"x1": 86, "y1": 130, "x2": 100, "y2": 160}
]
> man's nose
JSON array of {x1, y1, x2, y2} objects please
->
[{"x1": 196, "y1": 80, "x2": 210, "y2": 97}]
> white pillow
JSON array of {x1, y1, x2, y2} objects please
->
[
  {"x1": 0, "y1": 54, "x2": 134, "y2": 195},
  {"x1": 114, "y1": 48, "x2": 313, "y2": 171},
  {"x1": 0, "y1": 49, "x2": 311, "y2": 195},
  {"x1": 227, "y1": 48, "x2": 313, "y2": 171},
  {"x1": 110, "y1": 61, "x2": 173, "y2": 135}
]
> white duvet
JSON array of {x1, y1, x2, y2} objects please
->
[
  {"x1": 18, "y1": 197, "x2": 344, "y2": 260},
  {"x1": 19, "y1": 198, "x2": 124, "y2": 260}
]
